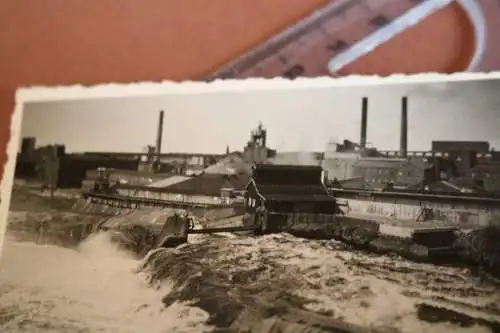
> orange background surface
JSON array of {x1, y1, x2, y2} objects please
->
[{"x1": 0, "y1": 0, "x2": 481, "y2": 181}]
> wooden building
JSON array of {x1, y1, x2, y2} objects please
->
[{"x1": 244, "y1": 164, "x2": 338, "y2": 233}]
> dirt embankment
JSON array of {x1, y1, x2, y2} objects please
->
[
  {"x1": 7, "y1": 187, "x2": 97, "y2": 247},
  {"x1": 7, "y1": 188, "x2": 206, "y2": 253},
  {"x1": 454, "y1": 227, "x2": 500, "y2": 279},
  {"x1": 8, "y1": 186, "x2": 78, "y2": 213}
]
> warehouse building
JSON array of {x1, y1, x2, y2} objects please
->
[{"x1": 350, "y1": 157, "x2": 429, "y2": 190}]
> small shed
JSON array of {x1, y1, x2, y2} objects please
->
[{"x1": 244, "y1": 164, "x2": 339, "y2": 232}]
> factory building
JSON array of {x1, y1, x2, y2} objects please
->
[
  {"x1": 15, "y1": 137, "x2": 39, "y2": 178},
  {"x1": 471, "y1": 161, "x2": 500, "y2": 192},
  {"x1": 124, "y1": 129, "x2": 263, "y2": 205},
  {"x1": 430, "y1": 140, "x2": 488, "y2": 178},
  {"x1": 350, "y1": 157, "x2": 428, "y2": 190},
  {"x1": 242, "y1": 122, "x2": 276, "y2": 164},
  {"x1": 146, "y1": 124, "x2": 277, "y2": 204},
  {"x1": 426, "y1": 140, "x2": 500, "y2": 193},
  {"x1": 432, "y1": 141, "x2": 490, "y2": 153},
  {"x1": 20, "y1": 137, "x2": 36, "y2": 157},
  {"x1": 16, "y1": 140, "x2": 138, "y2": 188},
  {"x1": 320, "y1": 95, "x2": 500, "y2": 193},
  {"x1": 321, "y1": 96, "x2": 396, "y2": 184},
  {"x1": 41, "y1": 149, "x2": 139, "y2": 189},
  {"x1": 322, "y1": 148, "x2": 361, "y2": 182}
]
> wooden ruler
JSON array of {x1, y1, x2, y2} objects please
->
[{"x1": 205, "y1": 0, "x2": 458, "y2": 80}]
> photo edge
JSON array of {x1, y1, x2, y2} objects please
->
[
  {"x1": 0, "y1": 99, "x2": 24, "y2": 256},
  {"x1": 15, "y1": 71, "x2": 500, "y2": 104}
]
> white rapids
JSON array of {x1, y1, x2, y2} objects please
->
[
  {"x1": 0, "y1": 228, "x2": 500, "y2": 332},
  {"x1": 1, "y1": 187, "x2": 500, "y2": 333},
  {"x1": 0, "y1": 234, "x2": 211, "y2": 333}
]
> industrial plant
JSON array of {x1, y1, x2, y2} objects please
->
[
  {"x1": 12, "y1": 93, "x2": 500, "y2": 257},
  {"x1": 15, "y1": 95, "x2": 500, "y2": 198},
  {"x1": 7, "y1": 92, "x2": 500, "y2": 333}
]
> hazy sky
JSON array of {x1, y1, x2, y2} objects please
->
[{"x1": 20, "y1": 79, "x2": 500, "y2": 154}]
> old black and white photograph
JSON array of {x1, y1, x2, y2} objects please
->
[{"x1": 2, "y1": 75, "x2": 500, "y2": 333}]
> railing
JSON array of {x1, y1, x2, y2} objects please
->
[
  {"x1": 81, "y1": 192, "x2": 244, "y2": 209},
  {"x1": 329, "y1": 188, "x2": 500, "y2": 207},
  {"x1": 378, "y1": 150, "x2": 496, "y2": 159},
  {"x1": 188, "y1": 225, "x2": 257, "y2": 234}
]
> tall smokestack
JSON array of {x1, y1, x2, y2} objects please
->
[
  {"x1": 360, "y1": 97, "x2": 368, "y2": 148},
  {"x1": 400, "y1": 96, "x2": 408, "y2": 158},
  {"x1": 155, "y1": 110, "x2": 164, "y2": 165}
]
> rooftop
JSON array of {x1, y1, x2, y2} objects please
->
[
  {"x1": 203, "y1": 154, "x2": 251, "y2": 175},
  {"x1": 249, "y1": 163, "x2": 332, "y2": 203},
  {"x1": 148, "y1": 175, "x2": 192, "y2": 188},
  {"x1": 259, "y1": 192, "x2": 335, "y2": 203},
  {"x1": 162, "y1": 173, "x2": 250, "y2": 197},
  {"x1": 354, "y1": 157, "x2": 429, "y2": 170},
  {"x1": 253, "y1": 164, "x2": 323, "y2": 172}
]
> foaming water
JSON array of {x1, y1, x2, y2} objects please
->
[
  {"x1": 1, "y1": 224, "x2": 500, "y2": 333},
  {"x1": 139, "y1": 234, "x2": 500, "y2": 333},
  {"x1": 0, "y1": 233, "x2": 211, "y2": 333}
]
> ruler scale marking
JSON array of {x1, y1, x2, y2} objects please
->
[
  {"x1": 206, "y1": 0, "x2": 455, "y2": 80},
  {"x1": 207, "y1": 0, "x2": 367, "y2": 79},
  {"x1": 243, "y1": 0, "x2": 417, "y2": 78},
  {"x1": 224, "y1": 0, "x2": 365, "y2": 77}
]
